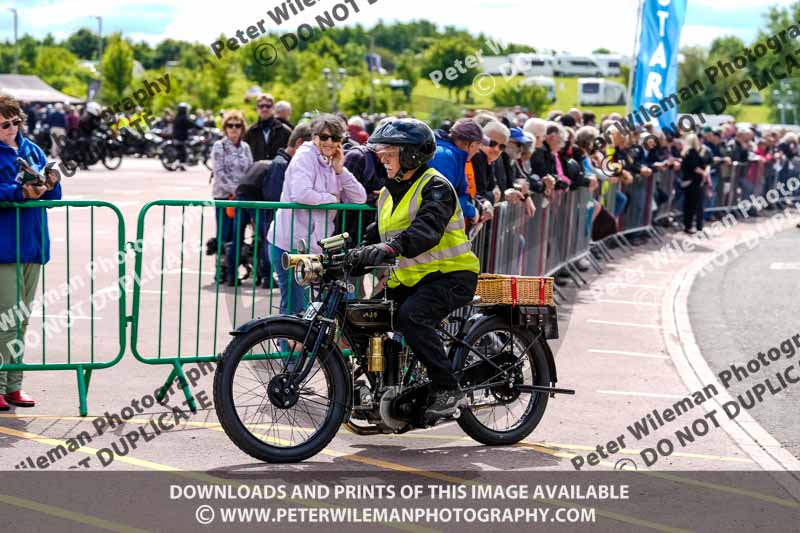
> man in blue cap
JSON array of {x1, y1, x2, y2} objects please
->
[{"x1": 429, "y1": 118, "x2": 491, "y2": 227}]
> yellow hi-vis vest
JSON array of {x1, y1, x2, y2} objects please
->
[{"x1": 376, "y1": 167, "x2": 480, "y2": 289}]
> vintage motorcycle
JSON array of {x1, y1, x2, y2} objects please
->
[{"x1": 213, "y1": 233, "x2": 572, "y2": 463}]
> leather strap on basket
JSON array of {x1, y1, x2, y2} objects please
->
[
  {"x1": 539, "y1": 280, "x2": 546, "y2": 305},
  {"x1": 511, "y1": 277, "x2": 518, "y2": 306}
]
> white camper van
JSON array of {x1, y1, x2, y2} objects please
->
[
  {"x1": 522, "y1": 76, "x2": 557, "y2": 102},
  {"x1": 578, "y1": 78, "x2": 627, "y2": 106},
  {"x1": 553, "y1": 54, "x2": 603, "y2": 77},
  {"x1": 507, "y1": 53, "x2": 554, "y2": 77},
  {"x1": 592, "y1": 54, "x2": 628, "y2": 77}
]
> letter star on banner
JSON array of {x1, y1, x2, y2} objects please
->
[{"x1": 631, "y1": 0, "x2": 688, "y2": 130}]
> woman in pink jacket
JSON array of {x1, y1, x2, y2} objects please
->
[{"x1": 268, "y1": 114, "x2": 367, "y2": 315}]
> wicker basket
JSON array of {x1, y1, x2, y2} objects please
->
[{"x1": 474, "y1": 274, "x2": 555, "y2": 306}]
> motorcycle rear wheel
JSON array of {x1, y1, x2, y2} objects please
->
[
  {"x1": 454, "y1": 316, "x2": 551, "y2": 446},
  {"x1": 102, "y1": 145, "x2": 123, "y2": 170},
  {"x1": 160, "y1": 145, "x2": 181, "y2": 171}
]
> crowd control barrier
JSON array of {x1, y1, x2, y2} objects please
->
[
  {"x1": 128, "y1": 200, "x2": 374, "y2": 411},
  {"x1": 0, "y1": 200, "x2": 126, "y2": 416}
]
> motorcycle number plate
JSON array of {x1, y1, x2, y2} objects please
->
[{"x1": 304, "y1": 302, "x2": 323, "y2": 321}]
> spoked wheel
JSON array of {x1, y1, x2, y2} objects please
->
[
  {"x1": 454, "y1": 316, "x2": 551, "y2": 445},
  {"x1": 102, "y1": 144, "x2": 123, "y2": 170},
  {"x1": 160, "y1": 145, "x2": 181, "y2": 171},
  {"x1": 214, "y1": 321, "x2": 349, "y2": 463}
]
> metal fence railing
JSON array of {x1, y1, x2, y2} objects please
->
[
  {"x1": 128, "y1": 200, "x2": 374, "y2": 411},
  {"x1": 0, "y1": 200, "x2": 126, "y2": 416}
]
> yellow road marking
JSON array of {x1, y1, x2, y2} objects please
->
[
  {"x1": 3, "y1": 413, "x2": 795, "y2": 517},
  {"x1": 213, "y1": 424, "x2": 694, "y2": 533},
  {"x1": 0, "y1": 494, "x2": 152, "y2": 533},
  {"x1": 0, "y1": 413, "x2": 755, "y2": 464},
  {"x1": 0, "y1": 423, "x2": 438, "y2": 533},
  {"x1": 0, "y1": 425, "x2": 181, "y2": 471}
]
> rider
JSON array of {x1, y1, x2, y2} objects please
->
[
  {"x1": 173, "y1": 102, "x2": 195, "y2": 170},
  {"x1": 359, "y1": 118, "x2": 481, "y2": 419},
  {"x1": 77, "y1": 102, "x2": 103, "y2": 168}
]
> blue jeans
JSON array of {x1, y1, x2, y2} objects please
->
[
  {"x1": 226, "y1": 208, "x2": 272, "y2": 284},
  {"x1": 613, "y1": 190, "x2": 628, "y2": 218},
  {"x1": 269, "y1": 244, "x2": 308, "y2": 315},
  {"x1": 704, "y1": 171, "x2": 719, "y2": 220},
  {"x1": 215, "y1": 203, "x2": 234, "y2": 279}
]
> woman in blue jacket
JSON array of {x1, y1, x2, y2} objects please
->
[{"x1": 0, "y1": 95, "x2": 62, "y2": 411}]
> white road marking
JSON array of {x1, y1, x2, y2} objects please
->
[
  {"x1": 588, "y1": 349, "x2": 669, "y2": 359},
  {"x1": 770, "y1": 262, "x2": 800, "y2": 270},
  {"x1": 596, "y1": 390, "x2": 686, "y2": 399},
  {"x1": 471, "y1": 462, "x2": 502, "y2": 471},
  {"x1": 595, "y1": 299, "x2": 660, "y2": 307},
  {"x1": 665, "y1": 229, "x2": 800, "y2": 496},
  {"x1": 597, "y1": 282, "x2": 663, "y2": 289},
  {"x1": 96, "y1": 286, "x2": 164, "y2": 295},
  {"x1": 587, "y1": 319, "x2": 662, "y2": 329},
  {"x1": 29, "y1": 315, "x2": 100, "y2": 321},
  {"x1": 617, "y1": 269, "x2": 671, "y2": 275},
  {"x1": 165, "y1": 269, "x2": 216, "y2": 276}
]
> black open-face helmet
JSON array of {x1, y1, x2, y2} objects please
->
[{"x1": 367, "y1": 118, "x2": 436, "y2": 174}]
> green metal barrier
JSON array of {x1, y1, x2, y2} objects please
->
[
  {"x1": 0, "y1": 200, "x2": 127, "y2": 416},
  {"x1": 129, "y1": 199, "x2": 375, "y2": 411}
]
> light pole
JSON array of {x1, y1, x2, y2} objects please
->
[
  {"x1": 8, "y1": 8, "x2": 18, "y2": 74},
  {"x1": 772, "y1": 80, "x2": 796, "y2": 125},
  {"x1": 322, "y1": 67, "x2": 347, "y2": 113},
  {"x1": 95, "y1": 16, "x2": 103, "y2": 73}
]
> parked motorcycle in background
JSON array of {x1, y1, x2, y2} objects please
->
[
  {"x1": 60, "y1": 127, "x2": 124, "y2": 171},
  {"x1": 119, "y1": 126, "x2": 163, "y2": 158},
  {"x1": 159, "y1": 126, "x2": 220, "y2": 171}
]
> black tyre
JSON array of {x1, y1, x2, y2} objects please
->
[
  {"x1": 102, "y1": 144, "x2": 123, "y2": 170},
  {"x1": 214, "y1": 321, "x2": 350, "y2": 463},
  {"x1": 455, "y1": 316, "x2": 551, "y2": 446},
  {"x1": 160, "y1": 145, "x2": 180, "y2": 171}
]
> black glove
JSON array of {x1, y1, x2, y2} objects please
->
[{"x1": 360, "y1": 242, "x2": 398, "y2": 267}]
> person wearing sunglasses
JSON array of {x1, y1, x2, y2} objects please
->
[
  {"x1": 268, "y1": 114, "x2": 366, "y2": 316},
  {"x1": 0, "y1": 94, "x2": 62, "y2": 411},
  {"x1": 210, "y1": 110, "x2": 253, "y2": 286},
  {"x1": 243, "y1": 94, "x2": 292, "y2": 162}
]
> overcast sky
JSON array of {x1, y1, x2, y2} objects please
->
[{"x1": 0, "y1": 0, "x2": 793, "y2": 55}]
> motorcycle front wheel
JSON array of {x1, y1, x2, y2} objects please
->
[
  {"x1": 102, "y1": 143, "x2": 123, "y2": 170},
  {"x1": 214, "y1": 321, "x2": 350, "y2": 463}
]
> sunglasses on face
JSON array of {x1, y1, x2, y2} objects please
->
[
  {"x1": 226, "y1": 123, "x2": 243, "y2": 130},
  {"x1": 489, "y1": 140, "x2": 507, "y2": 151},
  {"x1": 318, "y1": 133, "x2": 342, "y2": 143},
  {"x1": 257, "y1": 103, "x2": 274, "y2": 110},
  {"x1": 0, "y1": 118, "x2": 22, "y2": 130}
]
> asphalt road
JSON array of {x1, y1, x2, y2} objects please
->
[{"x1": 689, "y1": 224, "x2": 800, "y2": 460}]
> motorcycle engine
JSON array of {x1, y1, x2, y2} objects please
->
[{"x1": 378, "y1": 387, "x2": 407, "y2": 432}]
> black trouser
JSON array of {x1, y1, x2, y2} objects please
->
[
  {"x1": 387, "y1": 270, "x2": 478, "y2": 389},
  {"x1": 683, "y1": 183, "x2": 704, "y2": 232}
]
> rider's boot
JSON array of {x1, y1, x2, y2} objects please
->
[{"x1": 425, "y1": 385, "x2": 467, "y2": 421}]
